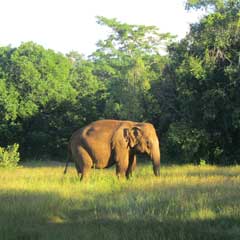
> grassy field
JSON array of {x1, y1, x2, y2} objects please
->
[{"x1": 0, "y1": 162, "x2": 240, "y2": 240}]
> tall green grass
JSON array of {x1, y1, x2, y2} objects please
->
[{"x1": 0, "y1": 162, "x2": 240, "y2": 240}]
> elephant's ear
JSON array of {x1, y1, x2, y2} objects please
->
[
  {"x1": 111, "y1": 126, "x2": 130, "y2": 168},
  {"x1": 129, "y1": 127, "x2": 142, "y2": 148},
  {"x1": 111, "y1": 127, "x2": 130, "y2": 150}
]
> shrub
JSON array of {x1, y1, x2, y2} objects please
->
[
  {"x1": 0, "y1": 144, "x2": 20, "y2": 168},
  {"x1": 166, "y1": 123, "x2": 209, "y2": 164},
  {"x1": 199, "y1": 159, "x2": 207, "y2": 166}
]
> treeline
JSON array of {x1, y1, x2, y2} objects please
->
[{"x1": 0, "y1": 0, "x2": 240, "y2": 164}]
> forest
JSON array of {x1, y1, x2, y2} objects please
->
[{"x1": 0, "y1": 0, "x2": 240, "y2": 165}]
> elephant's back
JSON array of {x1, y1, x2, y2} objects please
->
[
  {"x1": 82, "y1": 119, "x2": 121, "y2": 141},
  {"x1": 71, "y1": 119, "x2": 137, "y2": 144}
]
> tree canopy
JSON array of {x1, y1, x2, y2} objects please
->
[{"x1": 0, "y1": 0, "x2": 239, "y2": 163}]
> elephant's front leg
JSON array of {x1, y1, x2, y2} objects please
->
[
  {"x1": 126, "y1": 153, "x2": 136, "y2": 179},
  {"x1": 115, "y1": 152, "x2": 129, "y2": 179}
]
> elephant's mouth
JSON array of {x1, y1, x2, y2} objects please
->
[{"x1": 132, "y1": 146, "x2": 146, "y2": 154}]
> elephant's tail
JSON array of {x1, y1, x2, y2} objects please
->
[{"x1": 64, "y1": 143, "x2": 71, "y2": 174}]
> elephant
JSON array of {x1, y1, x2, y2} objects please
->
[{"x1": 64, "y1": 119, "x2": 160, "y2": 180}]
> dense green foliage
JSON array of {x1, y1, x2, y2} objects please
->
[
  {"x1": 161, "y1": 0, "x2": 240, "y2": 164},
  {"x1": 0, "y1": 0, "x2": 239, "y2": 164}
]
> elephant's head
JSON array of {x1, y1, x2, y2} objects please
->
[{"x1": 125, "y1": 123, "x2": 161, "y2": 176}]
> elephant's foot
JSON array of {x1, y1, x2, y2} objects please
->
[{"x1": 80, "y1": 168, "x2": 91, "y2": 181}]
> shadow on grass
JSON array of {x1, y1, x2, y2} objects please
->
[{"x1": 0, "y1": 186, "x2": 240, "y2": 240}]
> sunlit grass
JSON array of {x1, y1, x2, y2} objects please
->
[{"x1": 0, "y1": 162, "x2": 240, "y2": 239}]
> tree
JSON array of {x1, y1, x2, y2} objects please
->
[
  {"x1": 67, "y1": 51, "x2": 107, "y2": 124},
  {"x1": 92, "y1": 17, "x2": 173, "y2": 121},
  {"x1": 0, "y1": 42, "x2": 77, "y2": 156},
  {"x1": 162, "y1": 0, "x2": 240, "y2": 163}
]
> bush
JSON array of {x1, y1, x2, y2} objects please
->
[
  {"x1": 0, "y1": 144, "x2": 20, "y2": 168},
  {"x1": 166, "y1": 123, "x2": 209, "y2": 164}
]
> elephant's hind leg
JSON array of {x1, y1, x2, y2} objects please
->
[{"x1": 77, "y1": 146, "x2": 93, "y2": 181}]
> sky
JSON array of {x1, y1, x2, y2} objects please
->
[{"x1": 0, "y1": 0, "x2": 203, "y2": 56}]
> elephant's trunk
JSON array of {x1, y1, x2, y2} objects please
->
[{"x1": 151, "y1": 139, "x2": 160, "y2": 176}]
